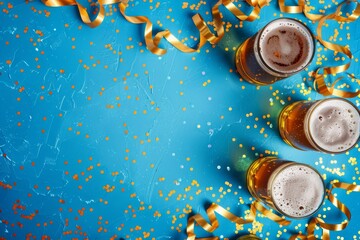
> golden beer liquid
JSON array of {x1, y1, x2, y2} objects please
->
[
  {"x1": 246, "y1": 157, "x2": 325, "y2": 218},
  {"x1": 247, "y1": 157, "x2": 291, "y2": 211},
  {"x1": 278, "y1": 101, "x2": 315, "y2": 151},
  {"x1": 278, "y1": 98, "x2": 360, "y2": 153},
  {"x1": 235, "y1": 37, "x2": 282, "y2": 85}
]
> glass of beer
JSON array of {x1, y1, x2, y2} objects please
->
[
  {"x1": 237, "y1": 234, "x2": 261, "y2": 240},
  {"x1": 279, "y1": 98, "x2": 360, "y2": 153},
  {"x1": 235, "y1": 18, "x2": 315, "y2": 85},
  {"x1": 247, "y1": 156, "x2": 325, "y2": 219}
]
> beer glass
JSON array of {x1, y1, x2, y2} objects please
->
[
  {"x1": 235, "y1": 18, "x2": 315, "y2": 85},
  {"x1": 279, "y1": 98, "x2": 360, "y2": 153},
  {"x1": 247, "y1": 156, "x2": 325, "y2": 219},
  {"x1": 237, "y1": 235, "x2": 261, "y2": 240}
]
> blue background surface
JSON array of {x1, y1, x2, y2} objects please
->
[{"x1": 0, "y1": 0, "x2": 360, "y2": 239}]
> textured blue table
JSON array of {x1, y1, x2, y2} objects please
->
[{"x1": 1, "y1": 0, "x2": 360, "y2": 239}]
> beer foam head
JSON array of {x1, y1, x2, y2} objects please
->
[
  {"x1": 308, "y1": 99, "x2": 360, "y2": 153},
  {"x1": 270, "y1": 164, "x2": 324, "y2": 218},
  {"x1": 259, "y1": 18, "x2": 314, "y2": 73}
]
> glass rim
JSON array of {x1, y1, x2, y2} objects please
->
[
  {"x1": 269, "y1": 162, "x2": 326, "y2": 219},
  {"x1": 304, "y1": 98, "x2": 360, "y2": 154},
  {"x1": 256, "y1": 17, "x2": 316, "y2": 76}
]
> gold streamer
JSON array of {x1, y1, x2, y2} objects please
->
[
  {"x1": 187, "y1": 182, "x2": 360, "y2": 240},
  {"x1": 118, "y1": 0, "x2": 269, "y2": 55},
  {"x1": 289, "y1": 182, "x2": 360, "y2": 240},
  {"x1": 279, "y1": 0, "x2": 360, "y2": 97},
  {"x1": 186, "y1": 200, "x2": 290, "y2": 240},
  {"x1": 118, "y1": 0, "x2": 206, "y2": 55},
  {"x1": 41, "y1": 0, "x2": 121, "y2": 28},
  {"x1": 186, "y1": 203, "x2": 253, "y2": 240}
]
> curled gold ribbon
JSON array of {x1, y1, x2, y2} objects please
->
[
  {"x1": 289, "y1": 182, "x2": 360, "y2": 240},
  {"x1": 118, "y1": 0, "x2": 206, "y2": 55},
  {"x1": 119, "y1": 0, "x2": 269, "y2": 55},
  {"x1": 186, "y1": 200, "x2": 290, "y2": 240},
  {"x1": 41, "y1": 0, "x2": 121, "y2": 28},
  {"x1": 187, "y1": 182, "x2": 360, "y2": 240},
  {"x1": 278, "y1": 0, "x2": 324, "y2": 21},
  {"x1": 186, "y1": 203, "x2": 253, "y2": 240},
  {"x1": 313, "y1": 1, "x2": 360, "y2": 97},
  {"x1": 279, "y1": 0, "x2": 360, "y2": 97}
]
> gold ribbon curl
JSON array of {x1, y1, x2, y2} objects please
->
[
  {"x1": 279, "y1": 0, "x2": 360, "y2": 97},
  {"x1": 289, "y1": 182, "x2": 360, "y2": 240},
  {"x1": 118, "y1": 0, "x2": 205, "y2": 55},
  {"x1": 41, "y1": 0, "x2": 121, "y2": 28},
  {"x1": 187, "y1": 182, "x2": 360, "y2": 240},
  {"x1": 187, "y1": 201, "x2": 290, "y2": 240},
  {"x1": 119, "y1": 0, "x2": 269, "y2": 55}
]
